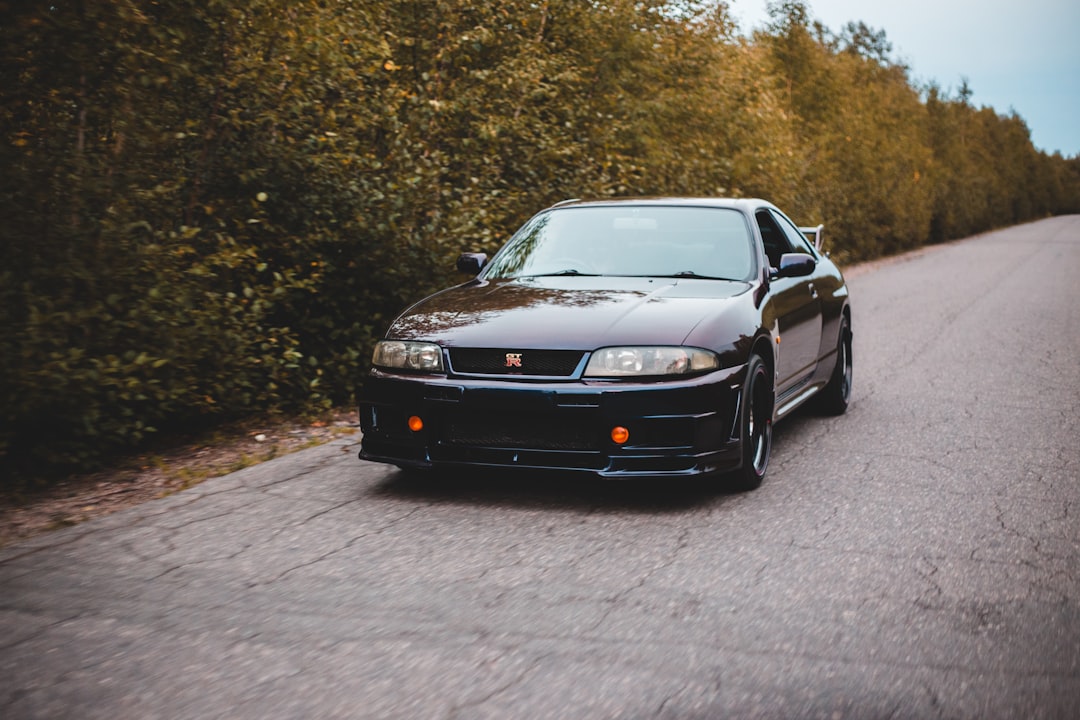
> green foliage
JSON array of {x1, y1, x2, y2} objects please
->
[{"x1": 2, "y1": 0, "x2": 1078, "y2": 475}]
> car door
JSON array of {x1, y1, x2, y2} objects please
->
[{"x1": 756, "y1": 209, "x2": 823, "y2": 393}]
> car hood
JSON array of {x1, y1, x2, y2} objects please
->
[{"x1": 386, "y1": 275, "x2": 751, "y2": 350}]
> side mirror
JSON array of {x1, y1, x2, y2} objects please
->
[
  {"x1": 456, "y1": 252, "x2": 487, "y2": 275},
  {"x1": 773, "y1": 253, "x2": 816, "y2": 279}
]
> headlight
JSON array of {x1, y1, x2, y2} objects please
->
[
  {"x1": 372, "y1": 340, "x2": 444, "y2": 372},
  {"x1": 583, "y1": 346, "x2": 720, "y2": 377}
]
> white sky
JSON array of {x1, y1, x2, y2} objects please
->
[{"x1": 729, "y1": 0, "x2": 1080, "y2": 156}]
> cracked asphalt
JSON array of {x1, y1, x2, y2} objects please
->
[{"x1": 3, "y1": 217, "x2": 1079, "y2": 719}]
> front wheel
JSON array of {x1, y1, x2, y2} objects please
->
[{"x1": 730, "y1": 354, "x2": 773, "y2": 491}]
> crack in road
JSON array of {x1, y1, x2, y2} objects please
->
[
  {"x1": 584, "y1": 529, "x2": 693, "y2": 636},
  {"x1": 446, "y1": 652, "x2": 552, "y2": 720},
  {"x1": 245, "y1": 505, "x2": 427, "y2": 588}
]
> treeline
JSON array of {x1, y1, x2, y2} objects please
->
[{"x1": 2, "y1": 0, "x2": 1078, "y2": 472}]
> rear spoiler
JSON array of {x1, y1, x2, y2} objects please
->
[{"x1": 799, "y1": 224, "x2": 825, "y2": 252}]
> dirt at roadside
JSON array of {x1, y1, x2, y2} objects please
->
[{"x1": 0, "y1": 409, "x2": 360, "y2": 549}]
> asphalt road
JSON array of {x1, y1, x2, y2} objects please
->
[{"x1": 2, "y1": 217, "x2": 1079, "y2": 719}]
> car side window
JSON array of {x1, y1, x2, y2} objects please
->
[
  {"x1": 769, "y1": 209, "x2": 818, "y2": 258},
  {"x1": 754, "y1": 210, "x2": 791, "y2": 269}
]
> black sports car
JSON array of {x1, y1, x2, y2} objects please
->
[{"x1": 358, "y1": 198, "x2": 851, "y2": 489}]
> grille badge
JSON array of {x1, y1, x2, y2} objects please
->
[{"x1": 505, "y1": 352, "x2": 522, "y2": 368}]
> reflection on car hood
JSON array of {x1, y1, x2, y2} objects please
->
[{"x1": 387, "y1": 276, "x2": 751, "y2": 349}]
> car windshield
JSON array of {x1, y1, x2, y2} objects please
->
[{"x1": 482, "y1": 206, "x2": 755, "y2": 281}]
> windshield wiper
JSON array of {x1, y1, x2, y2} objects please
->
[
  {"x1": 519, "y1": 269, "x2": 600, "y2": 278},
  {"x1": 663, "y1": 270, "x2": 737, "y2": 280}
]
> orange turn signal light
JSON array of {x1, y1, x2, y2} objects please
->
[
  {"x1": 407, "y1": 415, "x2": 424, "y2": 432},
  {"x1": 611, "y1": 426, "x2": 630, "y2": 445}
]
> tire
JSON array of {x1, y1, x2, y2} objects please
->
[
  {"x1": 730, "y1": 353, "x2": 773, "y2": 491},
  {"x1": 818, "y1": 314, "x2": 852, "y2": 415}
]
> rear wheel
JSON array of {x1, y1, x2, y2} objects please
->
[
  {"x1": 818, "y1": 315, "x2": 852, "y2": 415},
  {"x1": 730, "y1": 354, "x2": 772, "y2": 491}
]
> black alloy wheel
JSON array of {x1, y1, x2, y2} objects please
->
[
  {"x1": 731, "y1": 353, "x2": 772, "y2": 491},
  {"x1": 818, "y1": 314, "x2": 852, "y2": 415}
]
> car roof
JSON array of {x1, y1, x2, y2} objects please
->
[{"x1": 547, "y1": 197, "x2": 773, "y2": 213}]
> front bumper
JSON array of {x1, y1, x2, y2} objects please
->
[{"x1": 358, "y1": 364, "x2": 747, "y2": 478}]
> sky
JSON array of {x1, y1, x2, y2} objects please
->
[{"x1": 728, "y1": 0, "x2": 1080, "y2": 157}]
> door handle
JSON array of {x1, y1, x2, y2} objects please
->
[{"x1": 809, "y1": 282, "x2": 818, "y2": 299}]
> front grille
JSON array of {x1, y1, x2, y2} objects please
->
[
  {"x1": 448, "y1": 348, "x2": 584, "y2": 376},
  {"x1": 442, "y1": 414, "x2": 598, "y2": 451}
]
